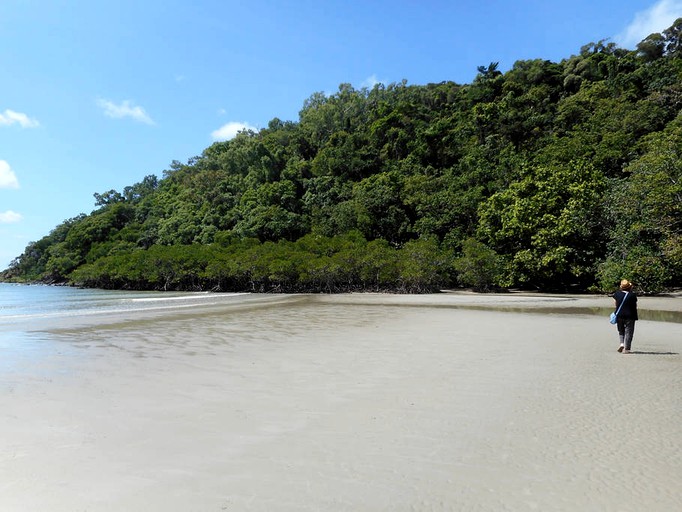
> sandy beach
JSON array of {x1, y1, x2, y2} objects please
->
[{"x1": 1, "y1": 292, "x2": 681, "y2": 511}]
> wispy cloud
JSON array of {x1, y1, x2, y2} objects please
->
[
  {"x1": 0, "y1": 210, "x2": 22, "y2": 224},
  {"x1": 211, "y1": 121, "x2": 257, "y2": 141},
  {"x1": 97, "y1": 98, "x2": 155, "y2": 125},
  {"x1": 0, "y1": 160, "x2": 20, "y2": 189},
  {"x1": 360, "y1": 74, "x2": 384, "y2": 89},
  {"x1": 616, "y1": 0, "x2": 682, "y2": 48},
  {"x1": 0, "y1": 109, "x2": 40, "y2": 128}
]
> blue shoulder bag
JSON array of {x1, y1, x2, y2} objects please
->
[{"x1": 610, "y1": 291, "x2": 628, "y2": 324}]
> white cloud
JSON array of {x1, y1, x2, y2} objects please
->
[
  {"x1": 616, "y1": 0, "x2": 682, "y2": 48},
  {"x1": 0, "y1": 210, "x2": 22, "y2": 224},
  {"x1": 211, "y1": 121, "x2": 257, "y2": 141},
  {"x1": 360, "y1": 74, "x2": 383, "y2": 89},
  {"x1": 0, "y1": 160, "x2": 20, "y2": 189},
  {"x1": 97, "y1": 98, "x2": 154, "y2": 125},
  {"x1": 0, "y1": 109, "x2": 40, "y2": 128}
]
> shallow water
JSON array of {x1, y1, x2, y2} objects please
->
[
  {"x1": 0, "y1": 283, "x2": 248, "y2": 324},
  {"x1": 445, "y1": 304, "x2": 682, "y2": 323}
]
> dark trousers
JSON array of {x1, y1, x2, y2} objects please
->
[{"x1": 617, "y1": 319, "x2": 636, "y2": 350}]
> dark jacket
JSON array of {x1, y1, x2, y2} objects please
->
[{"x1": 613, "y1": 290, "x2": 638, "y2": 321}]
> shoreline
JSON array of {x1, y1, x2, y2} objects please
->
[
  {"x1": 4, "y1": 289, "x2": 681, "y2": 336},
  {"x1": 3, "y1": 278, "x2": 682, "y2": 301},
  {"x1": 1, "y1": 290, "x2": 680, "y2": 511}
]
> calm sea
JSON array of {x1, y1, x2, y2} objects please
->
[
  {"x1": 0, "y1": 283, "x2": 270, "y2": 375},
  {"x1": 0, "y1": 283, "x2": 252, "y2": 334},
  {"x1": 1, "y1": 283, "x2": 228, "y2": 319}
]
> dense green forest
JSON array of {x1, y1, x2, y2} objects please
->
[{"x1": 3, "y1": 21, "x2": 682, "y2": 293}]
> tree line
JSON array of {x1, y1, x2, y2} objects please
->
[{"x1": 3, "y1": 20, "x2": 682, "y2": 293}]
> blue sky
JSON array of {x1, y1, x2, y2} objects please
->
[{"x1": 1, "y1": 0, "x2": 681, "y2": 268}]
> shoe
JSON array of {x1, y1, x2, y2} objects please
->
[
  {"x1": 622, "y1": 350, "x2": 631, "y2": 354},
  {"x1": 618, "y1": 345, "x2": 624, "y2": 352}
]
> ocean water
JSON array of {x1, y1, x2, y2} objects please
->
[
  {"x1": 0, "y1": 283, "x2": 269, "y2": 350},
  {"x1": 0, "y1": 283, "x2": 275, "y2": 375},
  {"x1": 0, "y1": 282, "x2": 258, "y2": 335}
]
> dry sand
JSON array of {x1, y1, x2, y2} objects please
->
[{"x1": 1, "y1": 292, "x2": 680, "y2": 511}]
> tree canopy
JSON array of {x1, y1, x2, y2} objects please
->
[{"x1": 4, "y1": 20, "x2": 682, "y2": 294}]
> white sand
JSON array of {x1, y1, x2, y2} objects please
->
[{"x1": 1, "y1": 293, "x2": 680, "y2": 511}]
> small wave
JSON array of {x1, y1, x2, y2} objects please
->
[
  {"x1": 0, "y1": 292, "x2": 252, "y2": 327},
  {"x1": 129, "y1": 292, "x2": 246, "y2": 302}
]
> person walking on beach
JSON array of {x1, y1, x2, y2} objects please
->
[{"x1": 613, "y1": 279, "x2": 638, "y2": 354}]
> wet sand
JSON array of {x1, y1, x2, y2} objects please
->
[{"x1": 1, "y1": 293, "x2": 681, "y2": 511}]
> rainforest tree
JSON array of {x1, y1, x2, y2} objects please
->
[{"x1": 3, "y1": 20, "x2": 682, "y2": 293}]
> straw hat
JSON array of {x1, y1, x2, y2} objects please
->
[{"x1": 620, "y1": 279, "x2": 633, "y2": 291}]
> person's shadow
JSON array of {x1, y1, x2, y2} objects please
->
[{"x1": 630, "y1": 351, "x2": 679, "y2": 355}]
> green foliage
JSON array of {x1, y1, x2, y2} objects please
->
[
  {"x1": 4, "y1": 20, "x2": 682, "y2": 293},
  {"x1": 598, "y1": 122, "x2": 682, "y2": 293},
  {"x1": 596, "y1": 246, "x2": 669, "y2": 294},
  {"x1": 478, "y1": 161, "x2": 607, "y2": 289},
  {"x1": 398, "y1": 236, "x2": 452, "y2": 293},
  {"x1": 69, "y1": 233, "x2": 448, "y2": 293},
  {"x1": 454, "y1": 238, "x2": 504, "y2": 291}
]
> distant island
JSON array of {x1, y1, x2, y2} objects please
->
[{"x1": 3, "y1": 19, "x2": 681, "y2": 294}]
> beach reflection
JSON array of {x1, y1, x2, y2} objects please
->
[{"x1": 440, "y1": 305, "x2": 682, "y2": 323}]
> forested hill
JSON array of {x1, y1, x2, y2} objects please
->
[{"x1": 3, "y1": 21, "x2": 682, "y2": 293}]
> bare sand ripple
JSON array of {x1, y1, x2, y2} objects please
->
[{"x1": 1, "y1": 293, "x2": 680, "y2": 511}]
